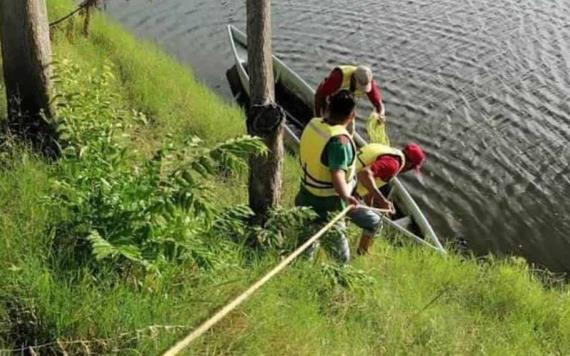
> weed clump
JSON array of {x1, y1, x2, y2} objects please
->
[
  {"x1": 1, "y1": 1, "x2": 570, "y2": 354},
  {"x1": 48, "y1": 60, "x2": 267, "y2": 274}
]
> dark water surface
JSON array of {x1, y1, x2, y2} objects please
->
[{"x1": 104, "y1": 0, "x2": 570, "y2": 271}]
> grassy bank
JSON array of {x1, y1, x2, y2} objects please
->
[{"x1": 1, "y1": 1, "x2": 569, "y2": 354}]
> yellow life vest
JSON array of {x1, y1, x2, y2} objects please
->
[
  {"x1": 299, "y1": 118, "x2": 356, "y2": 197},
  {"x1": 336, "y1": 65, "x2": 366, "y2": 97},
  {"x1": 355, "y1": 144, "x2": 405, "y2": 196}
]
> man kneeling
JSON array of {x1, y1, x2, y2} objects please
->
[
  {"x1": 295, "y1": 90, "x2": 381, "y2": 263},
  {"x1": 354, "y1": 142, "x2": 426, "y2": 254}
]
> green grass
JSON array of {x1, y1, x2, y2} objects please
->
[{"x1": 0, "y1": 0, "x2": 569, "y2": 354}]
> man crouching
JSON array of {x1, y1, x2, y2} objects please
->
[{"x1": 295, "y1": 90, "x2": 381, "y2": 263}]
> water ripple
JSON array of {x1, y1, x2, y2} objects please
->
[{"x1": 105, "y1": 0, "x2": 570, "y2": 271}]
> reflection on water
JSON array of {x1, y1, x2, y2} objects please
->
[{"x1": 105, "y1": 0, "x2": 570, "y2": 271}]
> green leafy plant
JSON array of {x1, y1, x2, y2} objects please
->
[
  {"x1": 212, "y1": 204, "x2": 255, "y2": 243},
  {"x1": 47, "y1": 60, "x2": 267, "y2": 273},
  {"x1": 252, "y1": 206, "x2": 318, "y2": 252},
  {"x1": 320, "y1": 263, "x2": 377, "y2": 291}
]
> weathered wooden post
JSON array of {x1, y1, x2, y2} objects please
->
[
  {"x1": 0, "y1": 0, "x2": 57, "y2": 154},
  {"x1": 82, "y1": 0, "x2": 100, "y2": 36},
  {"x1": 246, "y1": 0, "x2": 284, "y2": 221}
]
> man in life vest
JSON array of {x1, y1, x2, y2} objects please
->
[
  {"x1": 354, "y1": 142, "x2": 426, "y2": 254},
  {"x1": 296, "y1": 90, "x2": 382, "y2": 263},
  {"x1": 314, "y1": 65, "x2": 385, "y2": 121}
]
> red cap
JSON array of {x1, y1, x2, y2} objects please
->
[{"x1": 402, "y1": 143, "x2": 425, "y2": 173}]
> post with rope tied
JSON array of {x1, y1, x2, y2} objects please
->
[{"x1": 246, "y1": 0, "x2": 285, "y2": 223}]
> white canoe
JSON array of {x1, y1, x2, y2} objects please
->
[{"x1": 227, "y1": 25, "x2": 446, "y2": 253}]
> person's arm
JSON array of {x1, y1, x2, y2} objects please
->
[
  {"x1": 357, "y1": 168, "x2": 394, "y2": 212},
  {"x1": 367, "y1": 80, "x2": 385, "y2": 117},
  {"x1": 314, "y1": 69, "x2": 343, "y2": 116},
  {"x1": 314, "y1": 90, "x2": 326, "y2": 117},
  {"x1": 327, "y1": 135, "x2": 359, "y2": 206},
  {"x1": 332, "y1": 170, "x2": 359, "y2": 206}
]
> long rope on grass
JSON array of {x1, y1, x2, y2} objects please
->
[
  {"x1": 0, "y1": 324, "x2": 186, "y2": 354},
  {"x1": 163, "y1": 205, "x2": 355, "y2": 356}
]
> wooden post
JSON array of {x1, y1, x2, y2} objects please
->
[
  {"x1": 82, "y1": 0, "x2": 101, "y2": 36},
  {"x1": 0, "y1": 0, "x2": 57, "y2": 155},
  {"x1": 246, "y1": 0, "x2": 284, "y2": 221},
  {"x1": 83, "y1": 6, "x2": 92, "y2": 36}
]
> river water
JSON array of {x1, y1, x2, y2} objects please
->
[{"x1": 104, "y1": 0, "x2": 570, "y2": 271}]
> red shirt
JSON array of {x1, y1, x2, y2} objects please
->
[
  {"x1": 316, "y1": 68, "x2": 383, "y2": 112},
  {"x1": 369, "y1": 155, "x2": 401, "y2": 182}
]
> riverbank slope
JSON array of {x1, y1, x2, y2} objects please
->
[{"x1": 0, "y1": 1, "x2": 569, "y2": 354}]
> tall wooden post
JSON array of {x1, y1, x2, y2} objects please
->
[
  {"x1": 246, "y1": 0, "x2": 284, "y2": 221},
  {"x1": 0, "y1": 0, "x2": 56, "y2": 154}
]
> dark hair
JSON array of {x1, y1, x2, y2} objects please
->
[{"x1": 328, "y1": 90, "x2": 356, "y2": 124}]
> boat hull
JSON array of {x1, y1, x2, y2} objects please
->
[{"x1": 227, "y1": 25, "x2": 445, "y2": 253}]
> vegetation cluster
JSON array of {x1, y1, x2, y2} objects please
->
[{"x1": 0, "y1": 1, "x2": 569, "y2": 354}]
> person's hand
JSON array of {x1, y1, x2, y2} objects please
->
[
  {"x1": 375, "y1": 197, "x2": 395, "y2": 215},
  {"x1": 343, "y1": 195, "x2": 360, "y2": 207},
  {"x1": 386, "y1": 201, "x2": 396, "y2": 215},
  {"x1": 371, "y1": 110, "x2": 386, "y2": 124}
]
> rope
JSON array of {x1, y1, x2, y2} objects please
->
[
  {"x1": 247, "y1": 103, "x2": 285, "y2": 135},
  {"x1": 49, "y1": 0, "x2": 95, "y2": 27},
  {"x1": 163, "y1": 205, "x2": 353, "y2": 356},
  {"x1": 0, "y1": 324, "x2": 186, "y2": 354}
]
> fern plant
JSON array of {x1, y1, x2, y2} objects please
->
[
  {"x1": 252, "y1": 207, "x2": 318, "y2": 252},
  {"x1": 48, "y1": 59, "x2": 266, "y2": 273}
]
